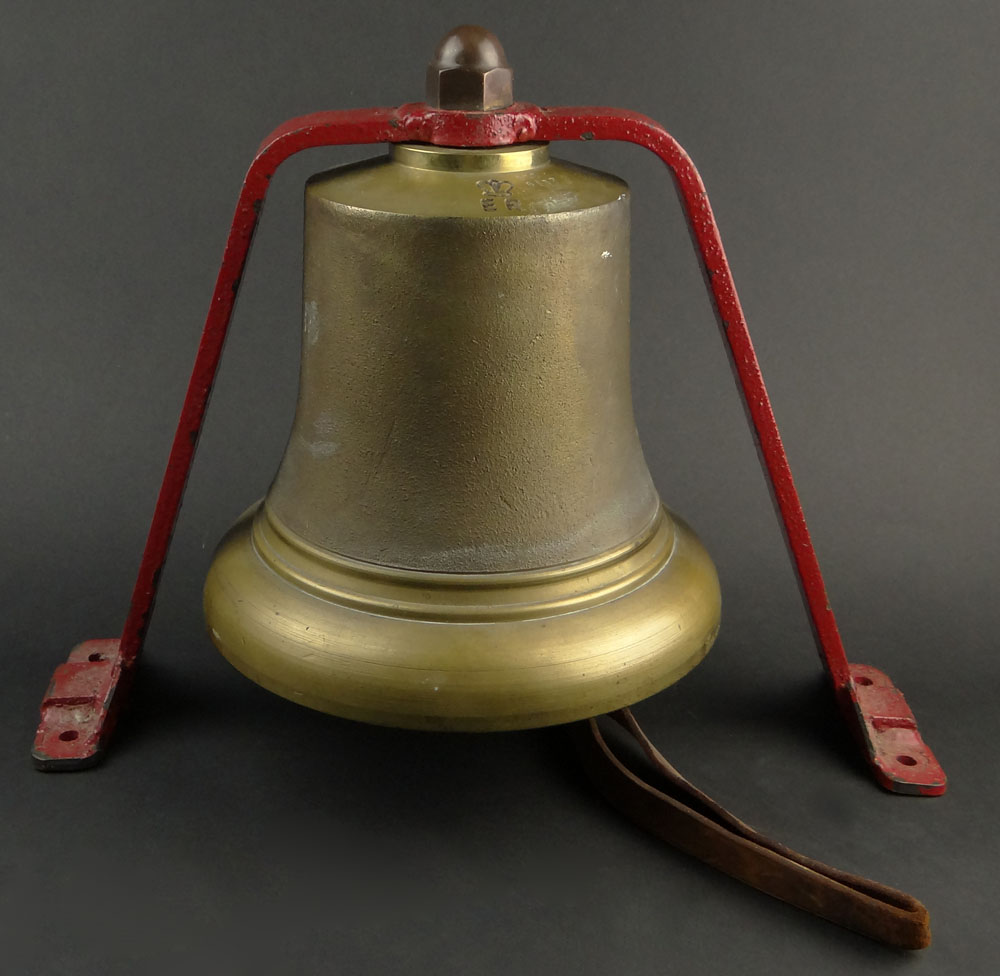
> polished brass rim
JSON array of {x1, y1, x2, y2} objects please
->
[
  {"x1": 251, "y1": 502, "x2": 674, "y2": 623},
  {"x1": 390, "y1": 142, "x2": 550, "y2": 172}
]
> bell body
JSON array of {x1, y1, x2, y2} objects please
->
[{"x1": 203, "y1": 142, "x2": 721, "y2": 730}]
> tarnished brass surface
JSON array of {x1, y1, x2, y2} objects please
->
[
  {"x1": 205, "y1": 503, "x2": 719, "y2": 730},
  {"x1": 272, "y1": 143, "x2": 656, "y2": 571},
  {"x1": 204, "y1": 142, "x2": 721, "y2": 730}
]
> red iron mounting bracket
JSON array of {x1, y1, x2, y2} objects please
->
[{"x1": 32, "y1": 103, "x2": 946, "y2": 795}]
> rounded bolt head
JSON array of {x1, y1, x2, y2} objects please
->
[{"x1": 426, "y1": 25, "x2": 514, "y2": 112}]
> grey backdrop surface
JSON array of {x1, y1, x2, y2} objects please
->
[{"x1": 2, "y1": 2, "x2": 998, "y2": 974}]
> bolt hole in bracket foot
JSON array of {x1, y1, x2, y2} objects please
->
[
  {"x1": 846, "y1": 663, "x2": 946, "y2": 796},
  {"x1": 32, "y1": 639, "x2": 129, "y2": 771}
]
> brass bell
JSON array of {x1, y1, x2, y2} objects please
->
[
  {"x1": 203, "y1": 36, "x2": 721, "y2": 731},
  {"x1": 28, "y1": 26, "x2": 943, "y2": 946}
]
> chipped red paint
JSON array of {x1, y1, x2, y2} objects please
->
[
  {"x1": 32, "y1": 103, "x2": 946, "y2": 793},
  {"x1": 32, "y1": 640, "x2": 127, "y2": 770},
  {"x1": 847, "y1": 664, "x2": 946, "y2": 796}
]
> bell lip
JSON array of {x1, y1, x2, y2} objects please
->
[
  {"x1": 214, "y1": 635, "x2": 718, "y2": 733},
  {"x1": 203, "y1": 505, "x2": 722, "y2": 732}
]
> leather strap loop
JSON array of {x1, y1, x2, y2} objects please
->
[{"x1": 574, "y1": 709, "x2": 931, "y2": 949}]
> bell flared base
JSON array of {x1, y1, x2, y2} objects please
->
[{"x1": 203, "y1": 503, "x2": 721, "y2": 731}]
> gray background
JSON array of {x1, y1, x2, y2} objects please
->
[{"x1": 2, "y1": 2, "x2": 998, "y2": 973}]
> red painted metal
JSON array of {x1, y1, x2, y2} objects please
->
[
  {"x1": 849, "y1": 664, "x2": 945, "y2": 795},
  {"x1": 32, "y1": 640, "x2": 126, "y2": 770},
  {"x1": 32, "y1": 103, "x2": 946, "y2": 793}
]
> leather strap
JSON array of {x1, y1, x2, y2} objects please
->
[{"x1": 574, "y1": 709, "x2": 931, "y2": 949}]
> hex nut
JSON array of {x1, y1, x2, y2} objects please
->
[{"x1": 426, "y1": 25, "x2": 514, "y2": 111}]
